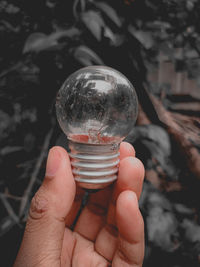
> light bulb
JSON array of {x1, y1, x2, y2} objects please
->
[{"x1": 56, "y1": 66, "x2": 138, "y2": 190}]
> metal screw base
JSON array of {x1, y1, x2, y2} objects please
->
[{"x1": 68, "y1": 140, "x2": 120, "y2": 190}]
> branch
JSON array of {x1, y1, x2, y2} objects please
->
[
  {"x1": 0, "y1": 62, "x2": 23, "y2": 79},
  {"x1": 148, "y1": 92, "x2": 200, "y2": 180},
  {"x1": 0, "y1": 193, "x2": 19, "y2": 224},
  {"x1": 4, "y1": 188, "x2": 22, "y2": 201}
]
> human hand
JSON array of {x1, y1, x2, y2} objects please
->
[{"x1": 14, "y1": 142, "x2": 145, "y2": 267}]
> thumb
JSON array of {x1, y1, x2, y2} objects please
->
[{"x1": 14, "y1": 146, "x2": 76, "y2": 267}]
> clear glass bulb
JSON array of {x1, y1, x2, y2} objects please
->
[{"x1": 56, "y1": 66, "x2": 138, "y2": 190}]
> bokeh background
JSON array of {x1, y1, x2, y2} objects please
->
[{"x1": 1, "y1": 0, "x2": 200, "y2": 266}]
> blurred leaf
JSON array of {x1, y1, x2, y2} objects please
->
[
  {"x1": 73, "y1": 0, "x2": 86, "y2": 18},
  {"x1": 2, "y1": 2, "x2": 20, "y2": 14},
  {"x1": 140, "y1": 183, "x2": 179, "y2": 251},
  {"x1": 104, "y1": 26, "x2": 119, "y2": 46},
  {"x1": 146, "y1": 21, "x2": 171, "y2": 41},
  {"x1": 185, "y1": 49, "x2": 199, "y2": 59},
  {"x1": 174, "y1": 203, "x2": 194, "y2": 216},
  {"x1": 145, "y1": 188, "x2": 179, "y2": 251},
  {"x1": 94, "y1": 2, "x2": 122, "y2": 27},
  {"x1": 73, "y1": 45, "x2": 104, "y2": 66},
  {"x1": 180, "y1": 218, "x2": 200, "y2": 263},
  {"x1": 1, "y1": 20, "x2": 20, "y2": 33},
  {"x1": 127, "y1": 124, "x2": 178, "y2": 178},
  {"x1": 128, "y1": 125, "x2": 171, "y2": 157},
  {"x1": 186, "y1": 0, "x2": 194, "y2": 11},
  {"x1": 23, "y1": 32, "x2": 54, "y2": 53},
  {"x1": 128, "y1": 25, "x2": 154, "y2": 49},
  {"x1": 149, "y1": 20, "x2": 171, "y2": 30},
  {"x1": 75, "y1": 57, "x2": 91, "y2": 67},
  {"x1": 82, "y1": 9, "x2": 122, "y2": 47},
  {"x1": 103, "y1": 27, "x2": 124, "y2": 47},
  {"x1": 182, "y1": 219, "x2": 200, "y2": 243},
  {"x1": 46, "y1": 0, "x2": 57, "y2": 9},
  {"x1": 23, "y1": 28, "x2": 80, "y2": 53},
  {"x1": 81, "y1": 11, "x2": 104, "y2": 41},
  {"x1": 147, "y1": 187, "x2": 172, "y2": 210},
  {"x1": 147, "y1": 205, "x2": 178, "y2": 251}
]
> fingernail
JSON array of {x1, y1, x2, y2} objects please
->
[
  {"x1": 128, "y1": 157, "x2": 136, "y2": 165},
  {"x1": 127, "y1": 191, "x2": 138, "y2": 206},
  {"x1": 45, "y1": 148, "x2": 61, "y2": 177}
]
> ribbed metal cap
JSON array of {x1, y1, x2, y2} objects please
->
[{"x1": 68, "y1": 140, "x2": 120, "y2": 189}]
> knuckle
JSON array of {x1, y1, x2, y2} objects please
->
[
  {"x1": 117, "y1": 244, "x2": 131, "y2": 264},
  {"x1": 117, "y1": 240, "x2": 133, "y2": 265},
  {"x1": 117, "y1": 238, "x2": 143, "y2": 267},
  {"x1": 29, "y1": 189, "x2": 49, "y2": 221}
]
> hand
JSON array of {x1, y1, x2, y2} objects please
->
[{"x1": 14, "y1": 142, "x2": 145, "y2": 267}]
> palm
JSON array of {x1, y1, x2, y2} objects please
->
[
  {"x1": 63, "y1": 231, "x2": 109, "y2": 266},
  {"x1": 61, "y1": 142, "x2": 145, "y2": 267},
  {"x1": 61, "y1": 186, "x2": 116, "y2": 266}
]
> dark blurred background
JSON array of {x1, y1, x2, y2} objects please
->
[{"x1": 0, "y1": 0, "x2": 200, "y2": 266}]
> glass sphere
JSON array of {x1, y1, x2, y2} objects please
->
[{"x1": 56, "y1": 66, "x2": 138, "y2": 144}]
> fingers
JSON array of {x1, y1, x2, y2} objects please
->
[
  {"x1": 74, "y1": 185, "x2": 113, "y2": 241},
  {"x1": 107, "y1": 154, "x2": 145, "y2": 229},
  {"x1": 119, "y1": 141, "x2": 135, "y2": 160},
  {"x1": 74, "y1": 142, "x2": 135, "y2": 241},
  {"x1": 112, "y1": 191, "x2": 144, "y2": 266},
  {"x1": 14, "y1": 146, "x2": 76, "y2": 267},
  {"x1": 113, "y1": 156, "x2": 145, "y2": 202},
  {"x1": 95, "y1": 145, "x2": 144, "y2": 261}
]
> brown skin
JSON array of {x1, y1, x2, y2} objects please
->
[{"x1": 14, "y1": 142, "x2": 145, "y2": 267}]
